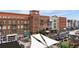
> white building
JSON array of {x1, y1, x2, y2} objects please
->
[
  {"x1": 67, "y1": 19, "x2": 79, "y2": 30},
  {"x1": 0, "y1": 34, "x2": 18, "y2": 44},
  {"x1": 67, "y1": 19, "x2": 73, "y2": 29},
  {"x1": 6, "y1": 34, "x2": 18, "y2": 42},
  {"x1": 77, "y1": 21, "x2": 79, "y2": 28},
  {"x1": 49, "y1": 16, "x2": 59, "y2": 31},
  {"x1": 75, "y1": 20, "x2": 79, "y2": 28}
]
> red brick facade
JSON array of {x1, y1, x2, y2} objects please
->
[
  {"x1": 58, "y1": 17, "x2": 66, "y2": 30},
  {"x1": 30, "y1": 10, "x2": 49, "y2": 33},
  {"x1": 0, "y1": 10, "x2": 49, "y2": 35}
]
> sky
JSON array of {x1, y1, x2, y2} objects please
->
[{"x1": 0, "y1": 10, "x2": 79, "y2": 20}]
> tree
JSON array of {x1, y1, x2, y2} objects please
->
[
  {"x1": 39, "y1": 30, "x2": 46, "y2": 35},
  {"x1": 59, "y1": 41, "x2": 70, "y2": 48}
]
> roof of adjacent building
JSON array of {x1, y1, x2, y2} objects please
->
[
  {"x1": 0, "y1": 41, "x2": 21, "y2": 48},
  {"x1": 0, "y1": 12, "x2": 29, "y2": 16}
]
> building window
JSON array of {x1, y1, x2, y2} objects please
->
[
  {"x1": 0, "y1": 26, "x2": 2, "y2": 32},
  {"x1": 40, "y1": 20, "x2": 44, "y2": 25},
  {"x1": 3, "y1": 16, "x2": 7, "y2": 19},
  {"x1": 0, "y1": 20, "x2": 2, "y2": 25},
  {"x1": 54, "y1": 23, "x2": 56, "y2": 28},
  {"x1": 54, "y1": 20, "x2": 56, "y2": 22},
  {"x1": 12, "y1": 25, "x2": 16, "y2": 30},
  {"x1": 8, "y1": 26, "x2": 10, "y2": 29},
  {"x1": 24, "y1": 21, "x2": 27, "y2": 24},
  {"x1": 49, "y1": 21, "x2": 52, "y2": 26},
  {"x1": 27, "y1": 21, "x2": 29, "y2": 24},
  {"x1": 54, "y1": 23, "x2": 56, "y2": 25},
  {"x1": 8, "y1": 30, "x2": 11, "y2": 34},
  {"x1": 3, "y1": 36, "x2": 7, "y2": 41},
  {"x1": 8, "y1": 16, "x2": 11, "y2": 19},
  {"x1": 54, "y1": 25, "x2": 56, "y2": 28},
  {"x1": 0, "y1": 16, "x2": 2, "y2": 18},
  {"x1": 18, "y1": 25, "x2": 20, "y2": 29},
  {"x1": 8, "y1": 36, "x2": 15, "y2": 42},
  {"x1": 18, "y1": 20, "x2": 20, "y2": 24},
  {"x1": 12, "y1": 25, "x2": 17, "y2": 33},
  {"x1": 0, "y1": 26, "x2": 2, "y2": 29},
  {"x1": 3, "y1": 30, "x2": 6, "y2": 34},
  {"x1": 21, "y1": 25, "x2": 23, "y2": 28},
  {"x1": 12, "y1": 30, "x2": 17, "y2": 33},
  {"x1": 3, "y1": 20, "x2": 6, "y2": 25},
  {"x1": 3, "y1": 26, "x2": 6, "y2": 29},
  {"x1": 12, "y1": 20, "x2": 16, "y2": 24},
  {"x1": 8, "y1": 20, "x2": 11, "y2": 24},
  {"x1": 21, "y1": 20, "x2": 24, "y2": 24}
]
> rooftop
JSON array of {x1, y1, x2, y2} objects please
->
[{"x1": 0, "y1": 41, "x2": 21, "y2": 48}]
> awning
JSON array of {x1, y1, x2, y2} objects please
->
[{"x1": 31, "y1": 34, "x2": 59, "y2": 48}]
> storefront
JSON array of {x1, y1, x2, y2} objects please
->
[{"x1": 6, "y1": 34, "x2": 18, "y2": 42}]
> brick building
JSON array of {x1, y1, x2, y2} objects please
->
[
  {"x1": 29, "y1": 10, "x2": 49, "y2": 33},
  {"x1": 58, "y1": 17, "x2": 67, "y2": 30},
  {"x1": 0, "y1": 10, "x2": 49, "y2": 35}
]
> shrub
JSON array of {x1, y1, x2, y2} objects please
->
[
  {"x1": 59, "y1": 41, "x2": 70, "y2": 48},
  {"x1": 39, "y1": 30, "x2": 46, "y2": 35}
]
